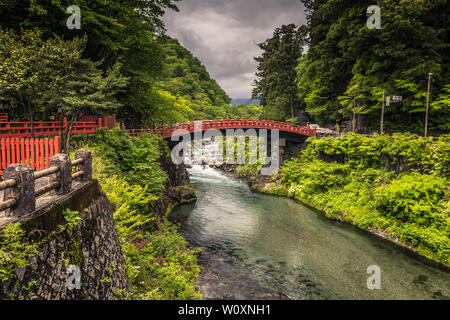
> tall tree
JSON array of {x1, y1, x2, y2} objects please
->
[
  {"x1": 297, "y1": 0, "x2": 449, "y2": 132},
  {"x1": 252, "y1": 24, "x2": 305, "y2": 121},
  {"x1": 43, "y1": 60, "x2": 128, "y2": 152},
  {"x1": 0, "y1": 28, "x2": 85, "y2": 137}
]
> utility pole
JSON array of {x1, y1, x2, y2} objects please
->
[
  {"x1": 425, "y1": 73, "x2": 433, "y2": 137},
  {"x1": 380, "y1": 89, "x2": 385, "y2": 135}
]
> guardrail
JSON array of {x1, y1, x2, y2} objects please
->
[
  {"x1": 127, "y1": 118, "x2": 317, "y2": 139},
  {"x1": 0, "y1": 149, "x2": 92, "y2": 217}
]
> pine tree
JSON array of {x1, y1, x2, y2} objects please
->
[{"x1": 252, "y1": 24, "x2": 305, "y2": 122}]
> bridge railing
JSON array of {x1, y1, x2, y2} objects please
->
[
  {"x1": 0, "y1": 149, "x2": 92, "y2": 217},
  {"x1": 128, "y1": 118, "x2": 317, "y2": 138},
  {"x1": 0, "y1": 114, "x2": 116, "y2": 138}
]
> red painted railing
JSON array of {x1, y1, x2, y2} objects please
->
[
  {"x1": 0, "y1": 113, "x2": 114, "y2": 175},
  {"x1": 0, "y1": 115, "x2": 115, "y2": 138},
  {"x1": 0, "y1": 136, "x2": 61, "y2": 175},
  {"x1": 80, "y1": 114, "x2": 116, "y2": 130},
  {"x1": 128, "y1": 118, "x2": 317, "y2": 139}
]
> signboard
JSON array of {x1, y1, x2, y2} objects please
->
[
  {"x1": 392, "y1": 96, "x2": 403, "y2": 103},
  {"x1": 385, "y1": 96, "x2": 403, "y2": 106}
]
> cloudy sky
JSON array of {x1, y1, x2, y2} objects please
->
[{"x1": 163, "y1": 0, "x2": 307, "y2": 99}]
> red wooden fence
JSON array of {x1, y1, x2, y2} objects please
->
[
  {"x1": 0, "y1": 136, "x2": 61, "y2": 175},
  {"x1": 0, "y1": 113, "x2": 115, "y2": 175}
]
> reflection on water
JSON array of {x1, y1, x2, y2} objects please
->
[{"x1": 170, "y1": 166, "x2": 450, "y2": 300}]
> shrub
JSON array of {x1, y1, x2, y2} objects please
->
[
  {"x1": 305, "y1": 132, "x2": 449, "y2": 174},
  {"x1": 236, "y1": 164, "x2": 261, "y2": 178},
  {"x1": 94, "y1": 128, "x2": 168, "y2": 195},
  {"x1": 0, "y1": 224, "x2": 38, "y2": 282},
  {"x1": 374, "y1": 173, "x2": 448, "y2": 227},
  {"x1": 282, "y1": 159, "x2": 351, "y2": 193}
]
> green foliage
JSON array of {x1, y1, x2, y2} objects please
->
[
  {"x1": 0, "y1": 28, "x2": 85, "y2": 124},
  {"x1": 88, "y1": 130, "x2": 201, "y2": 300},
  {"x1": 305, "y1": 133, "x2": 450, "y2": 177},
  {"x1": 283, "y1": 160, "x2": 350, "y2": 193},
  {"x1": 62, "y1": 209, "x2": 81, "y2": 234},
  {"x1": 0, "y1": 1, "x2": 256, "y2": 129},
  {"x1": 126, "y1": 224, "x2": 202, "y2": 300},
  {"x1": 161, "y1": 37, "x2": 231, "y2": 108},
  {"x1": 98, "y1": 174, "x2": 201, "y2": 300},
  {"x1": 0, "y1": 223, "x2": 38, "y2": 282},
  {"x1": 374, "y1": 173, "x2": 448, "y2": 227},
  {"x1": 0, "y1": 0, "x2": 180, "y2": 68},
  {"x1": 93, "y1": 128, "x2": 168, "y2": 195},
  {"x1": 236, "y1": 164, "x2": 262, "y2": 179},
  {"x1": 297, "y1": 0, "x2": 449, "y2": 132},
  {"x1": 44, "y1": 59, "x2": 128, "y2": 120},
  {"x1": 152, "y1": 37, "x2": 261, "y2": 124},
  {"x1": 102, "y1": 176, "x2": 158, "y2": 241},
  {"x1": 0, "y1": 27, "x2": 128, "y2": 151}
]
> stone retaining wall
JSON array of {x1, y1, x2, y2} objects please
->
[{"x1": 0, "y1": 180, "x2": 129, "y2": 300}]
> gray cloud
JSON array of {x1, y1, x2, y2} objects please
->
[{"x1": 163, "y1": 0, "x2": 307, "y2": 99}]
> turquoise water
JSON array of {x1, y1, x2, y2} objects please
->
[{"x1": 170, "y1": 166, "x2": 450, "y2": 300}]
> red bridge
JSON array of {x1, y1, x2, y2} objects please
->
[{"x1": 127, "y1": 118, "x2": 317, "y2": 139}]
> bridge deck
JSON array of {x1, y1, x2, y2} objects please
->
[{"x1": 128, "y1": 119, "x2": 316, "y2": 139}]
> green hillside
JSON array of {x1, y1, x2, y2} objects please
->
[{"x1": 156, "y1": 37, "x2": 261, "y2": 122}]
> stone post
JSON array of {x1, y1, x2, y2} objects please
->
[
  {"x1": 3, "y1": 164, "x2": 35, "y2": 217},
  {"x1": 75, "y1": 149, "x2": 92, "y2": 181},
  {"x1": 49, "y1": 153, "x2": 72, "y2": 195}
]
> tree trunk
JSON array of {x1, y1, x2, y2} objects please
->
[
  {"x1": 60, "y1": 114, "x2": 65, "y2": 152},
  {"x1": 290, "y1": 90, "x2": 294, "y2": 119},
  {"x1": 29, "y1": 112, "x2": 35, "y2": 139},
  {"x1": 64, "y1": 120, "x2": 73, "y2": 155}
]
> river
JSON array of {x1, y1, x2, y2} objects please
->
[{"x1": 170, "y1": 166, "x2": 450, "y2": 300}]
